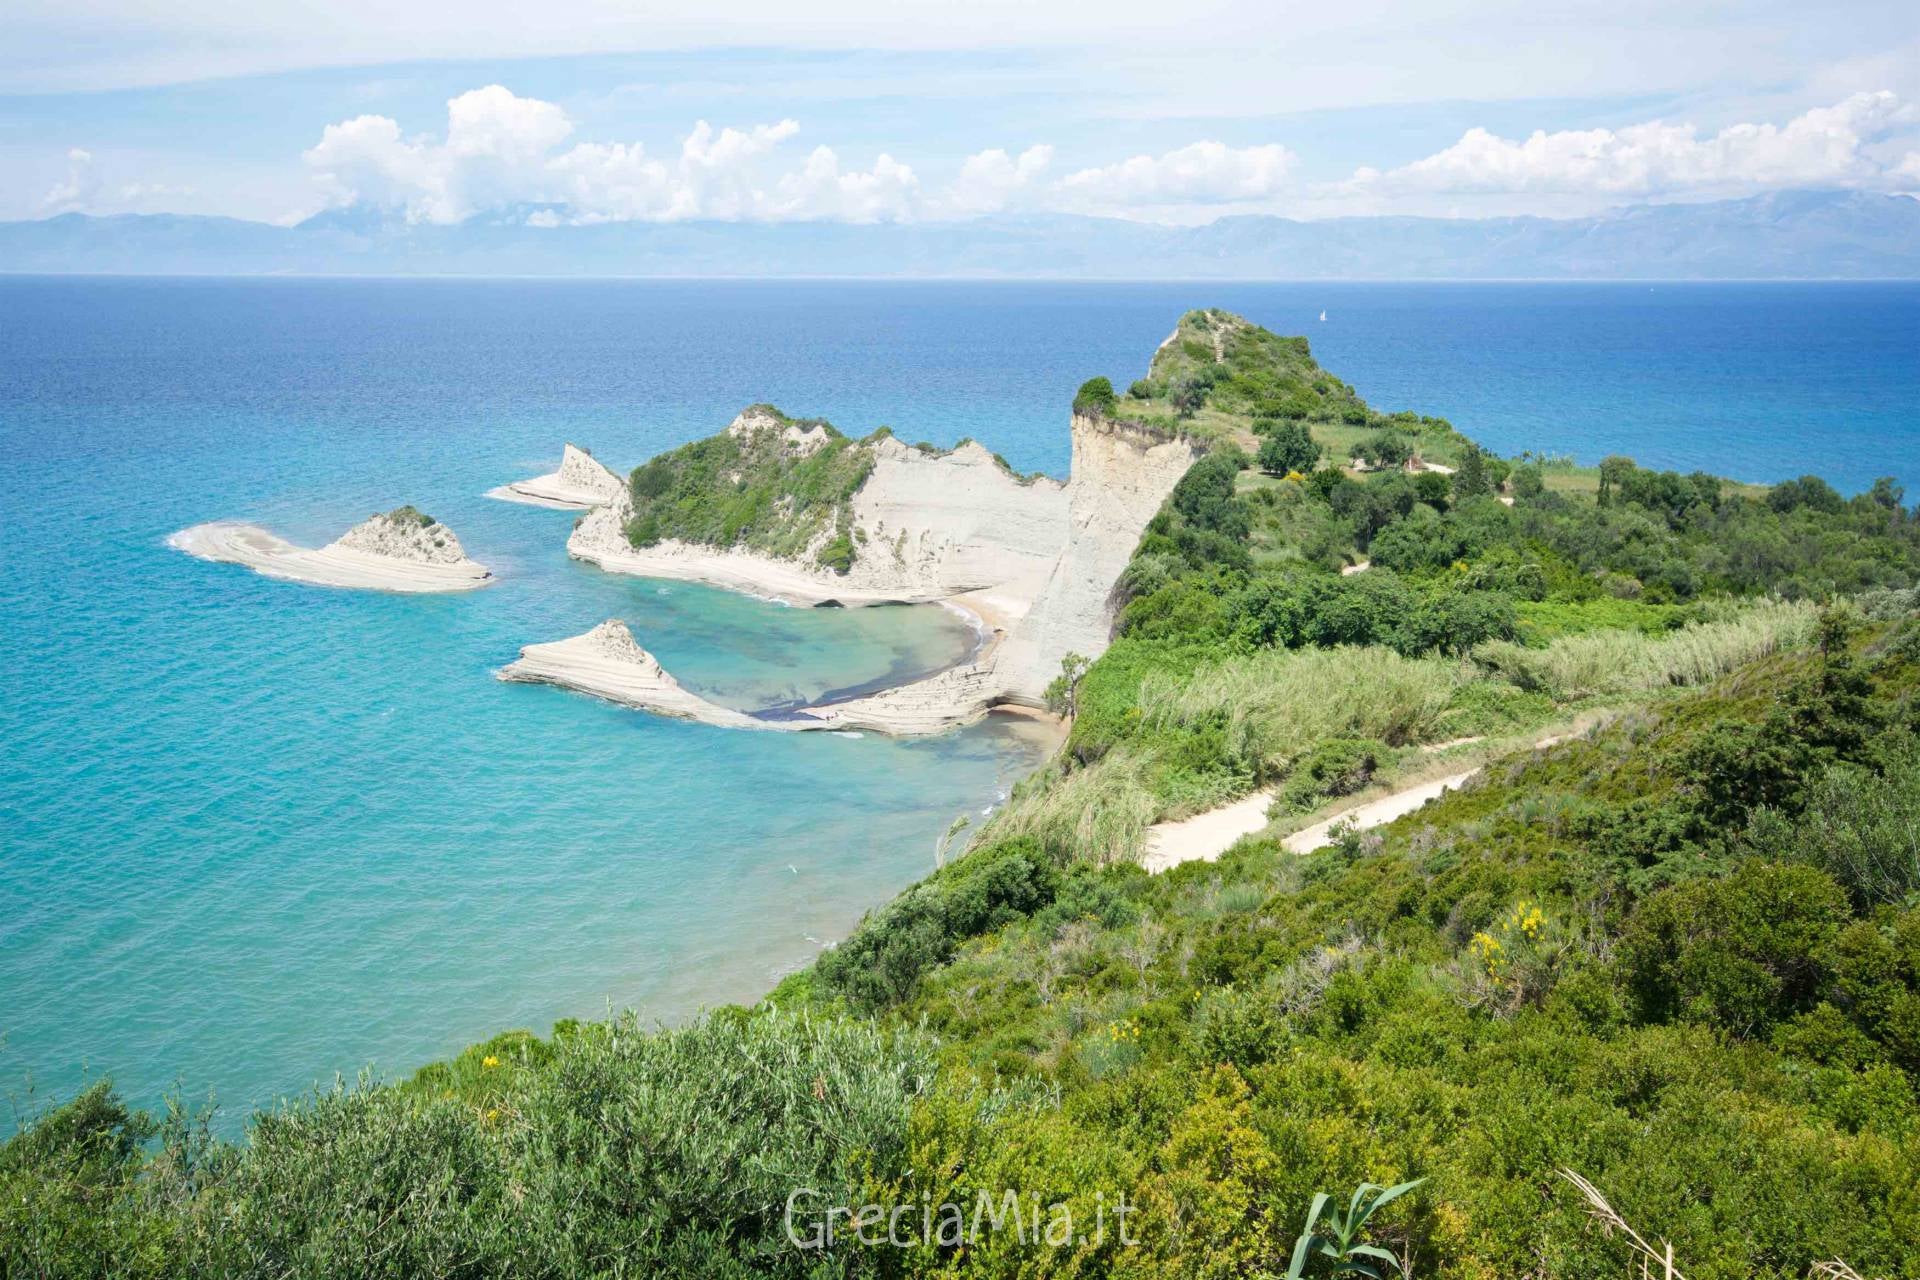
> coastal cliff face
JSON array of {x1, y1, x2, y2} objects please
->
[
  {"x1": 553, "y1": 444, "x2": 623, "y2": 500},
  {"x1": 561, "y1": 400, "x2": 1201, "y2": 729},
  {"x1": 328, "y1": 508, "x2": 471, "y2": 566},
  {"x1": 840, "y1": 437, "x2": 1067, "y2": 599},
  {"x1": 992, "y1": 413, "x2": 1197, "y2": 701},
  {"x1": 567, "y1": 409, "x2": 1073, "y2": 606}
]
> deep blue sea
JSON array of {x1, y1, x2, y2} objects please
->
[{"x1": 2, "y1": 279, "x2": 1916, "y2": 1132}]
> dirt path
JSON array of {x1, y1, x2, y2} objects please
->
[
  {"x1": 1141, "y1": 718, "x2": 1601, "y2": 873},
  {"x1": 1279, "y1": 770, "x2": 1477, "y2": 854}
]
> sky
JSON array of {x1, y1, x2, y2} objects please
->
[{"x1": 2, "y1": 0, "x2": 1917, "y2": 226}]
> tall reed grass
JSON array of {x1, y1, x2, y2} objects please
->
[
  {"x1": 1136, "y1": 645, "x2": 1463, "y2": 767},
  {"x1": 983, "y1": 602, "x2": 1820, "y2": 868},
  {"x1": 1471, "y1": 600, "x2": 1817, "y2": 701},
  {"x1": 982, "y1": 646, "x2": 1463, "y2": 865}
]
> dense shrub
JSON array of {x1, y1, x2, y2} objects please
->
[
  {"x1": 1620, "y1": 861, "x2": 1850, "y2": 1035},
  {"x1": 815, "y1": 839, "x2": 1059, "y2": 1010},
  {"x1": 1073, "y1": 376, "x2": 1117, "y2": 416}
]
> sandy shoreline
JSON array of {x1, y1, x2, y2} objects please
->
[
  {"x1": 569, "y1": 536, "x2": 956, "y2": 608},
  {"x1": 500, "y1": 619, "x2": 1021, "y2": 736},
  {"x1": 169, "y1": 521, "x2": 495, "y2": 593}
]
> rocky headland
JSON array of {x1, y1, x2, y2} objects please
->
[{"x1": 534, "y1": 400, "x2": 1199, "y2": 733}]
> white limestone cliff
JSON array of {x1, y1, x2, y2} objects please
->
[
  {"x1": 540, "y1": 407, "x2": 1197, "y2": 732},
  {"x1": 488, "y1": 443, "x2": 624, "y2": 509}
]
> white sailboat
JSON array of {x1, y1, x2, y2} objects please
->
[{"x1": 1319, "y1": 310, "x2": 1327, "y2": 322}]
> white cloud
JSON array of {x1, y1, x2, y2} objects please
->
[
  {"x1": 767, "y1": 147, "x2": 919, "y2": 222},
  {"x1": 41, "y1": 148, "x2": 98, "y2": 212},
  {"x1": 1347, "y1": 91, "x2": 1917, "y2": 198},
  {"x1": 38, "y1": 146, "x2": 195, "y2": 214},
  {"x1": 940, "y1": 144, "x2": 1053, "y2": 216},
  {"x1": 304, "y1": 86, "x2": 578, "y2": 223},
  {"x1": 304, "y1": 86, "x2": 924, "y2": 224},
  {"x1": 1057, "y1": 140, "x2": 1295, "y2": 210}
]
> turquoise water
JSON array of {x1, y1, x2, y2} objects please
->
[{"x1": 2, "y1": 279, "x2": 1916, "y2": 1131}]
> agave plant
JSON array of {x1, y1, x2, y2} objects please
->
[{"x1": 1281, "y1": 1177, "x2": 1425, "y2": 1279}]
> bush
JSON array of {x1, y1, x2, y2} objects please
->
[
  {"x1": 816, "y1": 530, "x2": 855, "y2": 575},
  {"x1": 1746, "y1": 741, "x2": 1920, "y2": 909},
  {"x1": 1275, "y1": 737, "x2": 1385, "y2": 812},
  {"x1": 1074, "y1": 376, "x2": 1118, "y2": 416},
  {"x1": 1620, "y1": 861, "x2": 1850, "y2": 1036},
  {"x1": 816, "y1": 839, "x2": 1059, "y2": 1009}
]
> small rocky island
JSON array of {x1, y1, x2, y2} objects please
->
[
  {"x1": 486, "y1": 443, "x2": 624, "y2": 509},
  {"x1": 170, "y1": 506, "x2": 494, "y2": 592}
]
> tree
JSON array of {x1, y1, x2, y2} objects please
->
[
  {"x1": 1596, "y1": 454, "x2": 1636, "y2": 506},
  {"x1": 1257, "y1": 421, "x2": 1320, "y2": 475},
  {"x1": 1453, "y1": 445, "x2": 1490, "y2": 499},
  {"x1": 1360, "y1": 432, "x2": 1412, "y2": 469},
  {"x1": 1045, "y1": 652, "x2": 1091, "y2": 719},
  {"x1": 1170, "y1": 374, "x2": 1213, "y2": 418},
  {"x1": 1769, "y1": 474, "x2": 1845, "y2": 515}
]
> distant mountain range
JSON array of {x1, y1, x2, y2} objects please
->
[{"x1": 2, "y1": 190, "x2": 1915, "y2": 278}]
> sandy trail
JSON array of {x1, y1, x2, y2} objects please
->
[
  {"x1": 1279, "y1": 771, "x2": 1478, "y2": 854},
  {"x1": 1143, "y1": 721, "x2": 1599, "y2": 872}
]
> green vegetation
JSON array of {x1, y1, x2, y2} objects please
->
[
  {"x1": 9, "y1": 310, "x2": 1919, "y2": 1278},
  {"x1": 384, "y1": 505, "x2": 435, "y2": 527},
  {"x1": 1072, "y1": 376, "x2": 1117, "y2": 416},
  {"x1": 1257, "y1": 421, "x2": 1320, "y2": 476},
  {"x1": 624, "y1": 406, "x2": 875, "y2": 570}
]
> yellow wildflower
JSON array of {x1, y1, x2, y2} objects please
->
[{"x1": 481, "y1": 1054, "x2": 500, "y2": 1069}]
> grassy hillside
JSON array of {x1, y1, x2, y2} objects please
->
[
  {"x1": 620, "y1": 406, "x2": 876, "y2": 572},
  {"x1": 8, "y1": 311, "x2": 1919, "y2": 1278}
]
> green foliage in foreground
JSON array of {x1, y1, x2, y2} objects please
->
[
  {"x1": 785, "y1": 613, "x2": 1920, "y2": 1279},
  {"x1": 4, "y1": 1011, "x2": 943, "y2": 1278},
  {"x1": 14, "y1": 621, "x2": 1919, "y2": 1276},
  {"x1": 10, "y1": 311, "x2": 1920, "y2": 1278}
]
